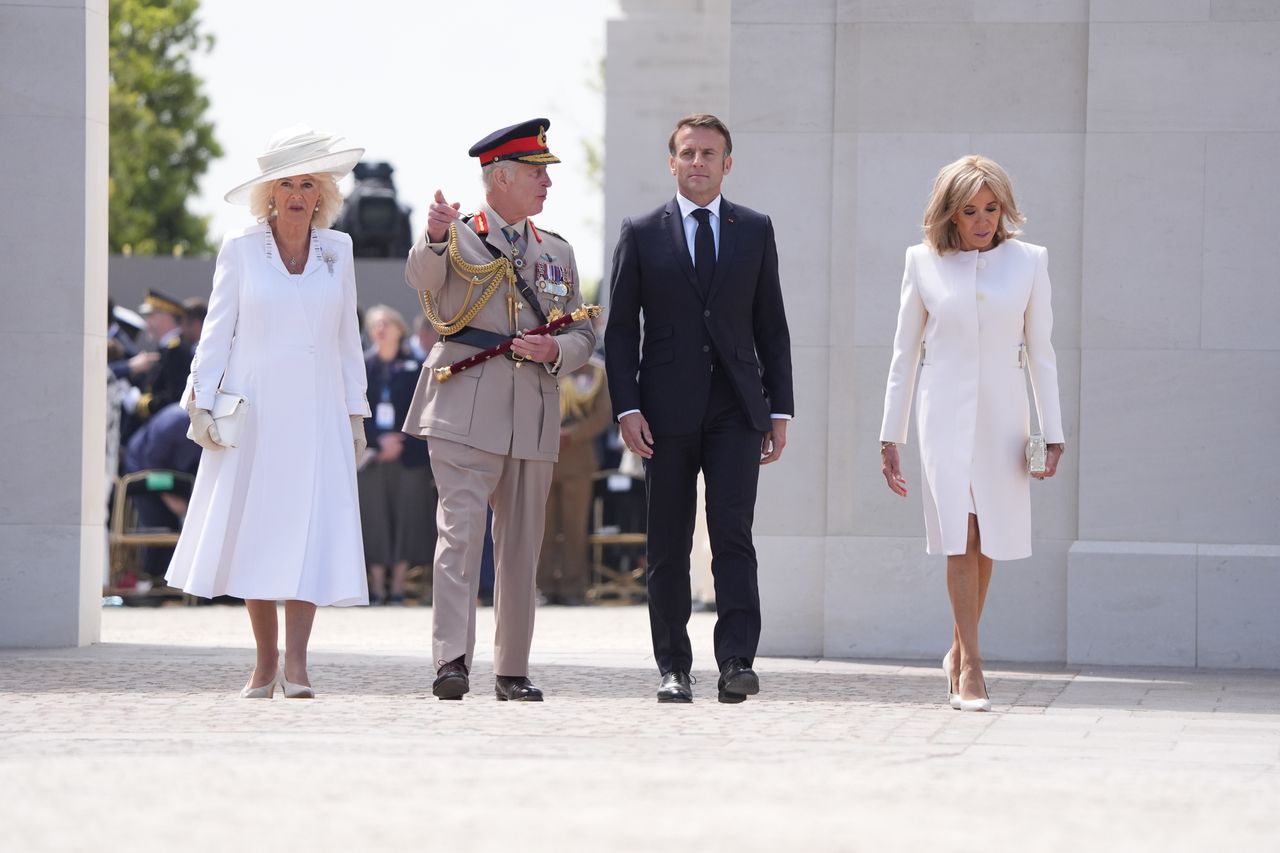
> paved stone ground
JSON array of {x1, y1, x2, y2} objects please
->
[{"x1": 2, "y1": 604, "x2": 1278, "y2": 853}]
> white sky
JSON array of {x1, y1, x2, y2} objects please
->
[{"x1": 189, "y1": 0, "x2": 619, "y2": 284}]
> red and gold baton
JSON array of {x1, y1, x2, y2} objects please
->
[{"x1": 434, "y1": 304, "x2": 602, "y2": 382}]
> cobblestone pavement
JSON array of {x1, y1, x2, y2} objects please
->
[{"x1": 2, "y1": 605, "x2": 1278, "y2": 853}]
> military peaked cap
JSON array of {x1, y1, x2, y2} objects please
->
[{"x1": 468, "y1": 118, "x2": 561, "y2": 166}]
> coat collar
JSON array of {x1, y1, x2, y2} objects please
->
[{"x1": 261, "y1": 224, "x2": 338, "y2": 280}]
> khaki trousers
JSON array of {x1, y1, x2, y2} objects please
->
[{"x1": 427, "y1": 437, "x2": 553, "y2": 676}]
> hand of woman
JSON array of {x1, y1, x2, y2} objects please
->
[
  {"x1": 881, "y1": 443, "x2": 908, "y2": 497},
  {"x1": 1035, "y1": 443, "x2": 1065, "y2": 480},
  {"x1": 350, "y1": 415, "x2": 368, "y2": 466},
  {"x1": 188, "y1": 407, "x2": 224, "y2": 452}
]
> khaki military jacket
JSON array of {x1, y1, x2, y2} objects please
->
[{"x1": 403, "y1": 204, "x2": 596, "y2": 462}]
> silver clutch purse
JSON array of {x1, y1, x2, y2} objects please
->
[
  {"x1": 187, "y1": 390, "x2": 249, "y2": 448},
  {"x1": 1026, "y1": 431, "x2": 1047, "y2": 475}
]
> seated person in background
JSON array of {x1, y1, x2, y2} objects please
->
[{"x1": 122, "y1": 401, "x2": 202, "y2": 580}]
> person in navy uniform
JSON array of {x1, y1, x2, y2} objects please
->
[
  {"x1": 122, "y1": 401, "x2": 202, "y2": 579},
  {"x1": 129, "y1": 289, "x2": 196, "y2": 422}
]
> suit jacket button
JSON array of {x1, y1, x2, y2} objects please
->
[
  {"x1": 703, "y1": 309, "x2": 710, "y2": 317},
  {"x1": 702, "y1": 345, "x2": 710, "y2": 353}
]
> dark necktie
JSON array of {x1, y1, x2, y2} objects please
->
[{"x1": 691, "y1": 208, "x2": 716, "y2": 295}]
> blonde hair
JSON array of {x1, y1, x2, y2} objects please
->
[
  {"x1": 248, "y1": 173, "x2": 344, "y2": 228},
  {"x1": 923, "y1": 155, "x2": 1024, "y2": 254},
  {"x1": 364, "y1": 304, "x2": 408, "y2": 340}
]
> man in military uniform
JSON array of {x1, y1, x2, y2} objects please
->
[
  {"x1": 537, "y1": 355, "x2": 611, "y2": 606},
  {"x1": 128, "y1": 289, "x2": 195, "y2": 423},
  {"x1": 403, "y1": 118, "x2": 596, "y2": 701}
]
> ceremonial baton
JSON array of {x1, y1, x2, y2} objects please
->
[{"x1": 434, "y1": 304, "x2": 602, "y2": 382}]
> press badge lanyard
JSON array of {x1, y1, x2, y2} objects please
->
[{"x1": 374, "y1": 363, "x2": 396, "y2": 430}]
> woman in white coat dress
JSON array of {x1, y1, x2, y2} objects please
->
[
  {"x1": 166, "y1": 126, "x2": 371, "y2": 698},
  {"x1": 879, "y1": 156, "x2": 1065, "y2": 712}
]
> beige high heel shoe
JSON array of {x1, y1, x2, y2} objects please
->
[
  {"x1": 279, "y1": 662, "x2": 315, "y2": 699},
  {"x1": 240, "y1": 666, "x2": 278, "y2": 699}
]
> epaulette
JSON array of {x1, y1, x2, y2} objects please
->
[{"x1": 530, "y1": 219, "x2": 565, "y2": 242}]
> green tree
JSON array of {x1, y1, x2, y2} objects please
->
[{"x1": 109, "y1": 0, "x2": 221, "y2": 255}]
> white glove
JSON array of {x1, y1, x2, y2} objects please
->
[
  {"x1": 350, "y1": 415, "x2": 368, "y2": 466},
  {"x1": 189, "y1": 407, "x2": 224, "y2": 451}
]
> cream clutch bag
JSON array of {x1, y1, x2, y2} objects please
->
[
  {"x1": 1026, "y1": 431, "x2": 1047, "y2": 475},
  {"x1": 187, "y1": 390, "x2": 249, "y2": 448}
]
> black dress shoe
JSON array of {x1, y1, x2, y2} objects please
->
[
  {"x1": 717, "y1": 657, "x2": 760, "y2": 704},
  {"x1": 432, "y1": 657, "x2": 470, "y2": 700},
  {"x1": 495, "y1": 675, "x2": 544, "y2": 702},
  {"x1": 656, "y1": 670, "x2": 693, "y2": 703}
]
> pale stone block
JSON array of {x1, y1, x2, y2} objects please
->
[
  {"x1": 85, "y1": 4, "x2": 108, "y2": 123},
  {"x1": 733, "y1": 0, "x2": 835, "y2": 23},
  {"x1": 850, "y1": 133, "x2": 970, "y2": 346},
  {"x1": 79, "y1": 333, "x2": 107, "y2": 525},
  {"x1": 824, "y1": 535, "x2": 952, "y2": 658},
  {"x1": 846, "y1": 346, "x2": 923, "y2": 539},
  {"x1": 756, "y1": 535, "x2": 826, "y2": 656},
  {"x1": 0, "y1": 4, "x2": 86, "y2": 117},
  {"x1": 828, "y1": 133, "x2": 858, "y2": 350},
  {"x1": 0, "y1": 524, "x2": 88, "y2": 647},
  {"x1": 1087, "y1": 22, "x2": 1280, "y2": 131},
  {"x1": 730, "y1": 23, "x2": 834, "y2": 132},
  {"x1": 756, "y1": 346, "x2": 828, "y2": 538},
  {"x1": 0, "y1": 116, "x2": 87, "y2": 333},
  {"x1": 838, "y1": 0, "x2": 974, "y2": 22},
  {"x1": 1197, "y1": 545, "x2": 1280, "y2": 668},
  {"x1": 971, "y1": 133, "x2": 1086, "y2": 345},
  {"x1": 730, "y1": 133, "x2": 833, "y2": 348},
  {"x1": 1067, "y1": 541, "x2": 1197, "y2": 666},
  {"x1": 1090, "y1": 0, "x2": 1210, "y2": 21},
  {"x1": 1202, "y1": 133, "x2": 1280, "y2": 351},
  {"x1": 0, "y1": 333, "x2": 94, "y2": 525},
  {"x1": 1212, "y1": 0, "x2": 1280, "y2": 20},
  {"x1": 1078, "y1": 349, "x2": 1280, "y2": 545},
  {"x1": 1081, "y1": 134, "x2": 1204, "y2": 349},
  {"x1": 982, "y1": 539, "x2": 1070, "y2": 663},
  {"x1": 836, "y1": 23, "x2": 1087, "y2": 132},
  {"x1": 975, "y1": 0, "x2": 1089, "y2": 22},
  {"x1": 824, "y1": 343, "x2": 863, "y2": 535}
]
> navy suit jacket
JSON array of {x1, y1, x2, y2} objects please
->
[{"x1": 605, "y1": 196, "x2": 793, "y2": 435}]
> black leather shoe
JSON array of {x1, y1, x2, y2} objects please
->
[
  {"x1": 656, "y1": 670, "x2": 693, "y2": 703},
  {"x1": 495, "y1": 675, "x2": 544, "y2": 702},
  {"x1": 432, "y1": 657, "x2": 470, "y2": 700},
  {"x1": 717, "y1": 658, "x2": 760, "y2": 703}
]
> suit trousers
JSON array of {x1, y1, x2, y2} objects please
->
[
  {"x1": 644, "y1": 366, "x2": 764, "y2": 674},
  {"x1": 427, "y1": 438, "x2": 553, "y2": 676}
]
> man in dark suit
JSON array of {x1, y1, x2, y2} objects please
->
[{"x1": 605, "y1": 113, "x2": 794, "y2": 704}]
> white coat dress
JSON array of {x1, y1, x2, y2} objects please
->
[
  {"x1": 880, "y1": 239, "x2": 1064, "y2": 561},
  {"x1": 166, "y1": 224, "x2": 371, "y2": 605}
]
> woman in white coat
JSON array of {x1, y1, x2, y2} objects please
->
[
  {"x1": 879, "y1": 155, "x2": 1065, "y2": 712},
  {"x1": 167, "y1": 126, "x2": 371, "y2": 698}
]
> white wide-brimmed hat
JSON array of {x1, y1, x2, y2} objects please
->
[{"x1": 224, "y1": 124, "x2": 364, "y2": 205}]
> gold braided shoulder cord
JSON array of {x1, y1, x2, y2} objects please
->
[{"x1": 418, "y1": 220, "x2": 514, "y2": 336}]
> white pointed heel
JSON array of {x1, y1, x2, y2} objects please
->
[
  {"x1": 279, "y1": 664, "x2": 315, "y2": 699},
  {"x1": 957, "y1": 674, "x2": 991, "y2": 712},
  {"x1": 240, "y1": 669, "x2": 277, "y2": 699},
  {"x1": 943, "y1": 651, "x2": 961, "y2": 710}
]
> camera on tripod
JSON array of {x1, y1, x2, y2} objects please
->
[{"x1": 334, "y1": 161, "x2": 414, "y2": 258}]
